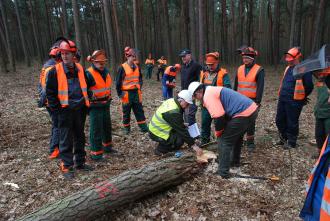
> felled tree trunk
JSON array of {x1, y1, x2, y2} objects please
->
[{"x1": 18, "y1": 154, "x2": 200, "y2": 221}]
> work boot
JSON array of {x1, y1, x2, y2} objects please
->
[
  {"x1": 246, "y1": 139, "x2": 256, "y2": 153},
  {"x1": 75, "y1": 163, "x2": 94, "y2": 172},
  {"x1": 60, "y1": 163, "x2": 75, "y2": 180},
  {"x1": 275, "y1": 134, "x2": 286, "y2": 146},
  {"x1": 123, "y1": 127, "x2": 131, "y2": 135},
  {"x1": 104, "y1": 146, "x2": 119, "y2": 154},
  {"x1": 139, "y1": 124, "x2": 149, "y2": 133},
  {"x1": 283, "y1": 141, "x2": 295, "y2": 150},
  {"x1": 49, "y1": 147, "x2": 59, "y2": 159},
  {"x1": 90, "y1": 154, "x2": 104, "y2": 161}
]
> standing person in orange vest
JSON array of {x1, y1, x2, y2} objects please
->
[
  {"x1": 145, "y1": 53, "x2": 155, "y2": 79},
  {"x1": 38, "y1": 46, "x2": 62, "y2": 159},
  {"x1": 276, "y1": 47, "x2": 313, "y2": 149},
  {"x1": 46, "y1": 39, "x2": 93, "y2": 179},
  {"x1": 116, "y1": 46, "x2": 148, "y2": 135},
  {"x1": 162, "y1": 64, "x2": 180, "y2": 100},
  {"x1": 156, "y1": 56, "x2": 167, "y2": 81},
  {"x1": 200, "y1": 52, "x2": 231, "y2": 145},
  {"x1": 85, "y1": 50, "x2": 118, "y2": 161},
  {"x1": 234, "y1": 47, "x2": 264, "y2": 152}
]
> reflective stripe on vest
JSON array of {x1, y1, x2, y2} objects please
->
[
  {"x1": 87, "y1": 67, "x2": 112, "y2": 100},
  {"x1": 40, "y1": 66, "x2": 54, "y2": 90},
  {"x1": 278, "y1": 66, "x2": 306, "y2": 101},
  {"x1": 121, "y1": 63, "x2": 140, "y2": 90},
  {"x1": 200, "y1": 68, "x2": 227, "y2": 86},
  {"x1": 148, "y1": 98, "x2": 180, "y2": 140},
  {"x1": 237, "y1": 64, "x2": 261, "y2": 98},
  {"x1": 56, "y1": 63, "x2": 90, "y2": 107},
  {"x1": 165, "y1": 66, "x2": 177, "y2": 77}
]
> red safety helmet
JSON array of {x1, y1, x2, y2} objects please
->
[
  {"x1": 59, "y1": 40, "x2": 77, "y2": 53},
  {"x1": 241, "y1": 47, "x2": 258, "y2": 57},
  {"x1": 284, "y1": 47, "x2": 302, "y2": 61},
  {"x1": 124, "y1": 46, "x2": 136, "y2": 58},
  {"x1": 49, "y1": 47, "x2": 59, "y2": 57},
  {"x1": 174, "y1": 63, "x2": 181, "y2": 70}
]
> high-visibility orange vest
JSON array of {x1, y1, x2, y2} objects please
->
[
  {"x1": 305, "y1": 137, "x2": 330, "y2": 220},
  {"x1": 87, "y1": 67, "x2": 112, "y2": 101},
  {"x1": 164, "y1": 66, "x2": 177, "y2": 77},
  {"x1": 145, "y1": 59, "x2": 154, "y2": 65},
  {"x1": 55, "y1": 63, "x2": 90, "y2": 107},
  {"x1": 157, "y1": 59, "x2": 167, "y2": 68},
  {"x1": 278, "y1": 66, "x2": 305, "y2": 100},
  {"x1": 121, "y1": 63, "x2": 141, "y2": 90},
  {"x1": 237, "y1": 64, "x2": 261, "y2": 98},
  {"x1": 200, "y1": 68, "x2": 228, "y2": 86},
  {"x1": 40, "y1": 66, "x2": 54, "y2": 90}
]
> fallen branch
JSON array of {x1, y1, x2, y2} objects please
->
[{"x1": 18, "y1": 154, "x2": 201, "y2": 221}]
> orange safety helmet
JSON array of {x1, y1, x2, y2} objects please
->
[
  {"x1": 124, "y1": 46, "x2": 136, "y2": 58},
  {"x1": 174, "y1": 63, "x2": 181, "y2": 70},
  {"x1": 205, "y1": 52, "x2": 220, "y2": 64},
  {"x1": 284, "y1": 47, "x2": 302, "y2": 61},
  {"x1": 87, "y1": 50, "x2": 107, "y2": 62}
]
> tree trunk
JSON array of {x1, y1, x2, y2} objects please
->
[
  {"x1": 289, "y1": 0, "x2": 298, "y2": 47},
  {"x1": 273, "y1": 0, "x2": 280, "y2": 64},
  {"x1": 162, "y1": 0, "x2": 173, "y2": 63},
  {"x1": 17, "y1": 154, "x2": 200, "y2": 221},
  {"x1": 198, "y1": 0, "x2": 204, "y2": 63},
  {"x1": 28, "y1": 0, "x2": 43, "y2": 64},
  {"x1": 111, "y1": 0, "x2": 121, "y2": 61},
  {"x1": 102, "y1": 0, "x2": 116, "y2": 68},
  {"x1": 311, "y1": 0, "x2": 325, "y2": 52},
  {"x1": 14, "y1": 0, "x2": 30, "y2": 67},
  {"x1": 0, "y1": 26, "x2": 9, "y2": 72},
  {"x1": 238, "y1": 0, "x2": 244, "y2": 45},
  {"x1": 189, "y1": 0, "x2": 197, "y2": 58},
  {"x1": 246, "y1": 0, "x2": 253, "y2": 45},
  {"x1": 133, "y1": 0, "x2": 139, "y2": 53},
  {"x1": 267, "y1": 0, "x2": 274, "y2": 65},
  {"x1": 221, "y1": 0, "x2": 228, "y2": 63},
  {"x1": 0, "y1": 0, "x2": 16, "y2": 71},
  {"x1": 61, "y1": 0, "x2": 68, "y2": 37},
  {"x1": 44, "y1": 0, "x2": 54, "y2": 45},
  {"x1": 72, "y1": 0, "x2": 85, "y2": 66}
]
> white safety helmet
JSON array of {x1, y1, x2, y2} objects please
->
[
  {"x1": 188, "y1": 82, "x2": 202, "y2": 95},
  {"x1": 178, "y1": 90, "x2": 193, "y2": 104}
]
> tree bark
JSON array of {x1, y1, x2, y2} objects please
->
[
  {"x1": 28, "y1": 0, "x2": 43, "y2": 64},
  {"x1": 311, "y1": 0, "x2": 325, "y2": 52},
  {"x1": 273, "y1": 0, "x2": 280, "y2": 64},
  {"x1": 102, "y1": 0, "x2": 116, "y2": 68},
  {"x1": 221, "y1": 0, "x2": 228, "y2": 63},
  {"x1": 198, "y1": 0, "x2": 204, "y2": 63},
  {"x1": 72, "y1": 0, "x2": 85, "y2": 66},
  {"x1": 0, "y1": 0, "x2": 16, "y2": 71},
  {"x1": 17, "y1": 154, "x2": 200, "y2": 221},
  {"x1": 14, "y1": 0, "x2": 30, "y2": 67},
  {"x1": 61, "y1": 0, "x2": 68, "y2": 37},
  {"x1": 162, "y1": 0, "x2": 173, "y2": 63},
  {"x1": 111, "y1": 0, "x2": 121, "y2": 61},
  {"x1": 44, "y1": 0, "x2": 54, "y2": 45},
  {"x1": 289, "y1": 0, "x2": 298, "y2": 47},
  {"x1": 133, "y1": 0, "x2": 139, "y2": 55},
  {"x1": 189, "y1": 0, "x2": 197, "y2": 58}
]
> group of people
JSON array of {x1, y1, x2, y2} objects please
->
[{"x1": 38, "y1": 37, "x2": 330, "y2": 219}]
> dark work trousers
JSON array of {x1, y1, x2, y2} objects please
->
[
  {"x1": 156, "y1": 68, "x2": 165, "y2": 81},
  {"x1": 201, "y1": 107, "x2": 213, "y2": 144},
  {"x1": 217, "y1": 111, "x2": 258, "y2": 177},
  {"x1": 146, "y1": 65, "x2": 153, "y2": 79},
  {"x1": 58, "y1": 107, "x2": 87, "y2": 167},
  {"x1": 184, "y1": 103, "x2": 197, "y2": 126},
  {"x1": 122, "y1": 90, "x2": 147, "y2": 130},
  {"x1": 149, "y1": 130, "x2": 184, "y2": 153},
  {"x1": 47, "y1": 108, "x2": 59, "y2": 154},
  {"x1": 275, "y1": 99, "x2": 304, "y2": 147},
  {"x1": 315, "y1": 118, "x2": 330, "y2": 149}
]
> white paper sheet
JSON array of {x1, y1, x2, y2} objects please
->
[{"x1": 188, "y1": 123, "x2": 200, "y2": 138}]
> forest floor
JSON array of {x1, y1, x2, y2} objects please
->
[{"x1": 0, "y1": 63, "x2": 319, "y2": 221}]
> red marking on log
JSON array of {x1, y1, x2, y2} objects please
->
[{"x1": 95, "y1": 181, "x2": 119, "y2": 199}]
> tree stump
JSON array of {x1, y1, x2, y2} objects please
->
[{"x1": 18, "y1": 154, "x2": 201, "y2": 221}]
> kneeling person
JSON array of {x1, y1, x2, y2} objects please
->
[{"x1": 149, "y1": 90, "x2": 202, "y2": 156}]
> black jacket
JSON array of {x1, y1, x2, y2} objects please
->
[{"x1": 180, "y1": 60, "x2": 201, "y2": 89}]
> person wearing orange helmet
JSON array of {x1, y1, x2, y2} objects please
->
[
  {"x1": 200, "y1": 52, "x2": 231, "y2": 145},
  {"x1": 85, "y1": 50, "x2": 118, "y2": 161},
  {"x1": 275, "y1": 47, "x2": 314, "y2": 149},
  {"x1": 38, "y1": 46, "x2": 62, "y2": 160},
  {"x1": 162, "y1": 63, "x2": 181, "y2": 100},
  {"x1": 116, "y1": 46, "x2": 148, "y2": 134},
  {"x1": 46, "y1": 39, "x2": 93, "y2": 179},
  {"x1": 234, "y1": 46, "x2": 264, "y2": 153}
]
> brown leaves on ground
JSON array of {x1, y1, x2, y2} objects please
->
[{"x1": 0, "y1": 65, "x2": 317, "y2": 221}]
